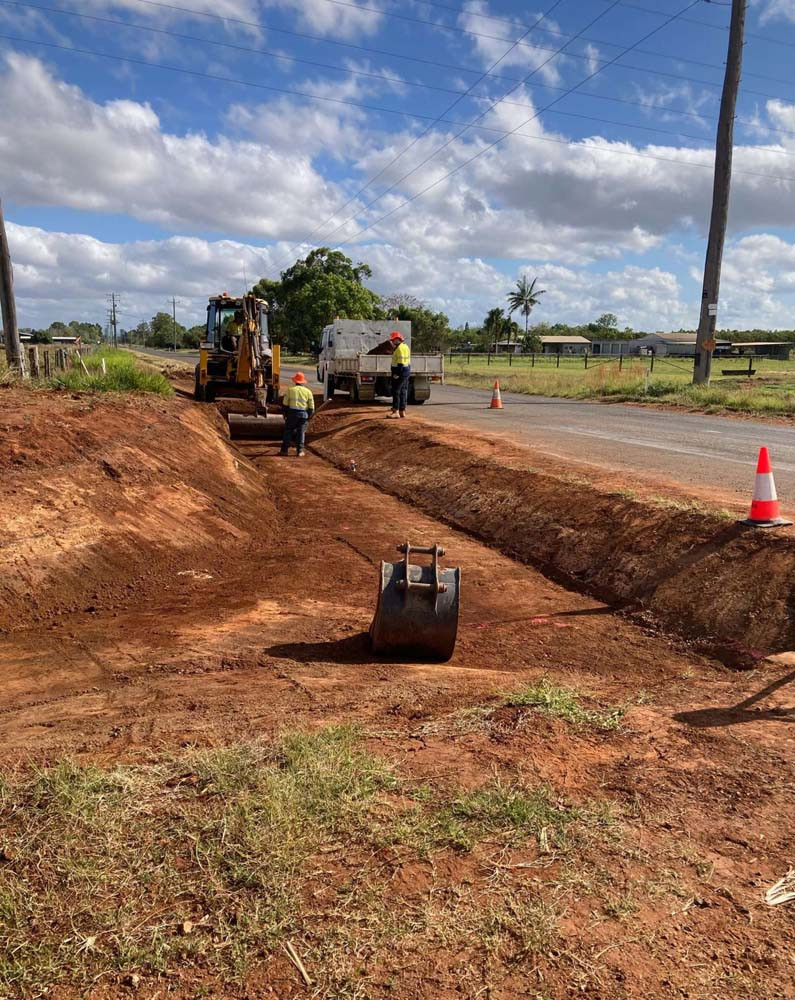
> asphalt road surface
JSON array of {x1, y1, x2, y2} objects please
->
[{"x1": 138, "y1": 348, "x2": 795, "y2": 505}]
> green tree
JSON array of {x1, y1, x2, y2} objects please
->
[
  {"x1": 253, "y1": 248, "x2": 381, "y2": 352},
  {"x1": 380, "y1": 294, "x2": 452, "y2": 352},
  {"x1": 507, "y1": 275, "x2": 546, "y2": 347},
  {"x1": 483, "y1": 307, "x2": 505, "y2": 349},
  {"x1": 149, "y1": 311, "x2": 187, "y2": 349},
  {"x1": 182, "y1": 325, "x2": 205, "y2": 349}
]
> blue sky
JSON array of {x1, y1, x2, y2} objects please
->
[{"x1": 2, "y1": 0, "x2": 795, "y2": 331}]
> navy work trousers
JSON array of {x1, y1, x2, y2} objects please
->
[
  {"x1": 282, "y1": 408, "x2": 309, "y2": 452},
  {"x1": 391, "y1": 367, "x2": 410, "y2": 412}
]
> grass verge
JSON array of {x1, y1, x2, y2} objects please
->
[
  {"x1": 446, "y1": 364, "x2": 795, "y2": 417},
  {"x1": 47, "y1": 348, "x2": 173, "y2": 395},
  {"x1": 0, "y1": 725, "x2": 612, "y2": 997}
]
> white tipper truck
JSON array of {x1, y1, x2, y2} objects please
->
[{"x1": 316, "y1": 319, "x2": 444, "y2": 404}]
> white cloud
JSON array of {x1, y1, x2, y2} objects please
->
[
  {"x1": 10, "y1": 222, "x2": 795, "y2": 334},
  {"x1": 0, "y1": 52, "x2": 346, "y2": 238},
  {"x1": 457, "y1": 1, "x2": 565, "y2": 86},
  {"x1": 755, "y1": 0, "x2": 795, "y2": 24},
  {"x1": 265, "y1": 0, "x2": 383, "y2": 38}
]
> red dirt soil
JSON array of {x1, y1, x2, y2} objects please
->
[{"x1": 2, "y1": 386, "x2": 795, "y2": 999}]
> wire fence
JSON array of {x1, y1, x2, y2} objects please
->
[{"x1": 445, "y1": 350, "x2": 773, "y2": 379}]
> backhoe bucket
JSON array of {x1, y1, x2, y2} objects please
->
[
  {"x1": 227, "y1": 413, "x2": 285, "y2": 440},
  {"x1": 370, "y1": 543, "x2": 460, "y2": 662}
]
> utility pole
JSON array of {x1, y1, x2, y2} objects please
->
[
  {"x1": 172, "y1": 296, "x2": 177, "y2": 351},
  {"x1": 693, "y1": 0, "x2": 746, "y2": 385},
  {"x1": 109, "y1": 293, "x2": 119, "y2": 349},
  {"x1": 0, "y1": 198, "x2": 25, "y2": 376}
]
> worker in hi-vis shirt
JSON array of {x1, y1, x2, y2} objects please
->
[
  {"x1": 280, "y1": 372, "x2": 315, "y2": 456},
  {"x1": 387, "y1": 330, "x2": 411, "y2": 418}
]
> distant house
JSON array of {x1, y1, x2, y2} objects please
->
[
  {"x1": 540, "y1": 335, "x2": 591, "y2": 355},
  {"x1": 731, "y1": 341, "x2": 793, "y2": 360},
  {"x1": 494, "y1": 339, "x2": 523, "y2": 354},
  {"x1": 52, "y1": 335, "x2": 82, "y2": 345},
  {"x1": 626, "y1": 332, "x2": 732, "y2": 357}
]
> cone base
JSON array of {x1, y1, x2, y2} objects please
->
[{"x1": 739, "y1": 516, "x2": 793, "y2": 528}]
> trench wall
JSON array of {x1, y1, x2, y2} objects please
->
[{"x1": 311, "y1": 410, "x2": 795, "y2": 661}]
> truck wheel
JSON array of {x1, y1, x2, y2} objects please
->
[
  {"x1": 326, "y1": 376, "x2": 335, "y2": 399},
  {"x1": 351, "y1": 382, "x2": 360, "y2": 402},
  {"x1": 407, "y1": 384, "x2": 426, "y2": 405},
  {"x1": 409, "y1": 397, "x2": 426, "y2": 405}
]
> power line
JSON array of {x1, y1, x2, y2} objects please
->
[
  {"x1": 5, "y1": 27, "x2": 795, "y2": 151},
  {"x1": 309, "y1": 0, "x2": 643, "y2": 253},
  {"x1": 271, "y1": 0, "x2": 569, "y2": 271},
  {"x1": 10, "y1": 0, "x2": 789, "y2": 100},
  {"x1": 0, "y1": 33, "x2": 795, "y2": 191},
  {"x1": 325, "y1": 0, "x2": 739, "y2": 253},
  {"x1": 6, "y1": 0, "x2": 792, "y2": 105}
]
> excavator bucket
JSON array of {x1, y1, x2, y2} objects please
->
[
  {"x1": 227, "y1": 413, "x2": 285, "y2": 440},
  {"x1": 370, "y1": 543, "x2": 460, "y2": 662}
]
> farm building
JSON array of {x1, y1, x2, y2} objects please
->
[
  {"x1": 730, "y1": 341, "x2": 794, "y2": 360},
  {"x1": 540, "y1": 335, "x2": 591, "y2": 355},
  {"x1": 625, "y1": 332, "x2": 732, "y2": 357},
  {"x1": 589, "y1": 339, "x2": 633, "y2": 356}
]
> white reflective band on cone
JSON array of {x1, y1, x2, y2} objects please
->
[{"x1": 755, "y1": 474, "x2": 778, "y2": 502}]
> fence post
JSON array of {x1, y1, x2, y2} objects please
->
[
  {"x1": 487, "y1": 349, "x2": 491, "y2": 366},
  {"x1": 509, "y1": 351, "x2": 513, "y2": 367},
  {"x1": 556, "y1": 353, "x2": 560, "y2": 369},
  {"x1": 531, "y1": 352, "x2": 535, "y2": 368},
  {"x1": 28, "y1": 346, "x2": 40, "y2": 377},
  {"x1": 584, "y1": 352, "x2": 588, "y2": 370},
  {"x1": 748, "y1": 355, "x2": 753, "y2": 375},
  {"x1": 467, "y1": 350, "x2": 471, "y2": 365},
  {"x1": 650, "y1": 354, "x2": 654, "y2": 373},
  {"x1": 43, "y1": 350, "x2": 51, "y2": 377},
  {"x1": 619, "y1": 352, "x2": 623, "y2": 372}
]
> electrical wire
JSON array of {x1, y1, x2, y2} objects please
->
[
  {"x1": 269, "y1": 0, "x2": 569, "y2": 271},
  {"x1": 4, "y1": 26, "x2": 795, "y2": 153},
  {"x1": 325, "y1": 0, "x2": 744, "y2": 254},
  {"x1": 4, "y1": 0, "x2": 791, "y2": 105}
]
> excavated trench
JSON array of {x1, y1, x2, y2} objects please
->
[{"x1": 310, "y1": 407, "x2": 795, "y2": 664}]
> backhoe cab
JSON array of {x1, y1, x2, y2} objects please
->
[{"x1": 194, "y1": 292, "x2": 280, "y2": 413}]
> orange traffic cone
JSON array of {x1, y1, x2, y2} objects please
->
[
  {"x1": 742, "y1": 447, "x2": 792, "y2": 527},
  {"x1": 489, "y1": 380, "x2": 503, "y2": 410}
]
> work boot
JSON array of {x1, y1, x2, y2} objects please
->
[
  {"x1": 386, "y1": 410, "x2": 399, "y2": 419},
  {"x1": 399, "y1": 410, "x2": 406, "y2": 418},
  {"x1": 297, "y1": 449, "x2": 306, "y2": 457},
  {"x1": 279, "y1": 449, "x2": 289, "y2": 456}
]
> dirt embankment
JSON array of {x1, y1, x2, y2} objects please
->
[
  {"x1": 0, "y1": 389, "x2": 277, "y2": 633},
  {"x1": 311, "y1": 408, "x2": 795, "y2": 661}
]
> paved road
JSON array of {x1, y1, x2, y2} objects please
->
[{"x1": 138, "y1": 348, "x2": 795, "y2": 504}]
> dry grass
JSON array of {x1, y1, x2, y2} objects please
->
[{"x1": 0, "y1": 725, "x2": 618, "y2": 998}]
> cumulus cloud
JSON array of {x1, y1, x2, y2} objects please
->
[
  {"x1": 10, "y1": 222, "x2": 795, "y2": 333},
  {"x1": 0, "y1": 52, "x2": 346, "y2": 238}
]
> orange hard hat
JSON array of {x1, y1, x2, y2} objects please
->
[
  {"x1": 292, "y1": 372, "x2": 307, "y2": 384},
  {"x1": 390, "y1": 330, "x2": 404, "y2": 341}
]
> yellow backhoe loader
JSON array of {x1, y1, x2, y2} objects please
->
[{"x1": 194, "y1": 292, "x2": 282, "y2": 439}]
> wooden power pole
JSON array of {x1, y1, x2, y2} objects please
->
[
  {"x1": 693, "y1": 0, "x2": 746, "y2": 385},
  {"x1": 0, "y1": 199, "x2": 25, "y2": 376},
  {"x1": 172, "y1": 296, "x2": 177, "y2": 351}
]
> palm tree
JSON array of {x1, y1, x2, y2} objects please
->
[
  {"x1": 483, "y1": 307, "x2": 505, "y2": 351},
  {"x1": 507, "y1": 275, "x2": 546, "y2": 347}
]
